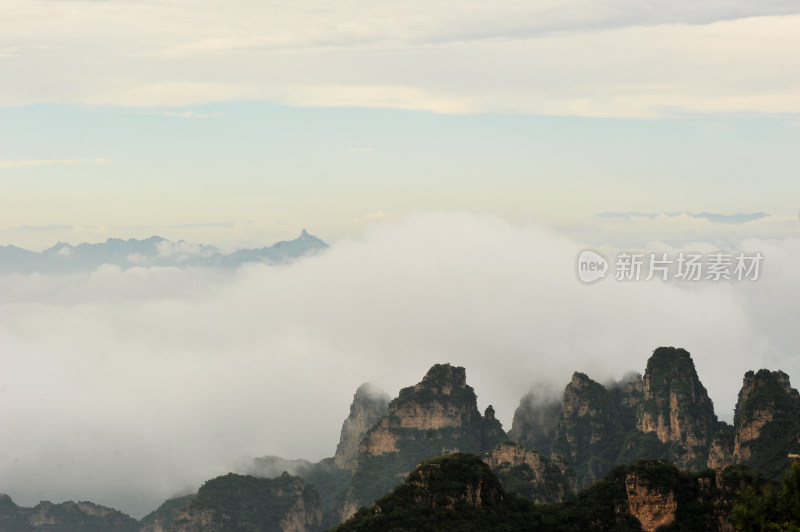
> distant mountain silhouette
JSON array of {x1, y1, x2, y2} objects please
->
[
  {"x1": 0, "y1": 230, "x2": 327, "y2": 274},
  {"x1": 595, "y1": 211, "x2": 769, "y2": 223}
]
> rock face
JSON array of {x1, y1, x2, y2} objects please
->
[
  {"x1": 482, "y1": 441, "x2": 576, "y2": 503},
  {"x1": 733, "y1": 369, "x2": 800, "y2": 473},
  {"x1": 625, "y1": 472, "x2": 677, "y2": 532},
  {"x1": 333, "y1": 454, "x2": 517, "y2": 532},
  {"x1": 0, "y1": 494, "x2": 138, "y2": 532},
  {"x1": 357, "y1": 364, "x2": 498, "y2": 459},
  {"x1": 707, "y1": 428, "x2": 736, "y2": 469},
  {"x1": 550, "y1": 372, "x2": 641, "y2": 487},
  {"x1": 138, "y1": 495, "x2": 194, "y2": 532},
  {"x1": 170, "y1": 473, "x2": 322, "y2": 532},
  {"x1": 634, "y1": 346, "x2": 721, "y2": 469},
  {"x1": 507, "y1": 386, "x2": 563, "y2": 456},
  {"x1": 339, "y1": 364, "x2": 505, "y2": 521},
  {"x1": 406, "y1": 455, "x2": 504, "y2": 510},
  {"x1": 333, "y1": 383, "x2": 390, "y2": 470}
]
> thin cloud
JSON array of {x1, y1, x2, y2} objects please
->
[
  {"x1": 162, "y1": 111, "x2": 220, "y2": 119},
  {"x1": 0, "y1": 158, "x2": 110, "y2": 169},
  {"x1": 1, "y1": 1, "x2": 799, "y2": 115}
]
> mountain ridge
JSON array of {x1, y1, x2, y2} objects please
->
[{"x1": 0, "y1": 230, "x2": 327, "y2": 273}]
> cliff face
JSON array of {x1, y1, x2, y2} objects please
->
[
  {"x1": 406, "y1": 455, "x2": 504, "y2": 510},
  {"x1": 733, "y1": 369, "x2": 800, "y2": 473},
  {"x1": 139, "y1": 495, "x2": 194, "y2": 532},
  {"x1": 333, "y1": 383, "x2": 390, "y2": 470},
  {"x1": 339, "y1": 364, "x2": 505, "y2": 521},
  {"x1": 622, "y1": 461, "x2": 740, "y2": 532},
  {"x1": 170, "y1": 473, "x2": 322, "y2": 532},
  {"x1": 634, "y1": 347, "x2": 720, "y2": 469},
  {"x1": 333, "y1": 454, "x2": 518, "y2": 532},
  {"x1": 0, "y1": 495, "x2": 138, "y2": 532},
  {"x1": 550, "y1": 372, "x2": 640, "y2": 487},
  {"x1": 482, "y1": 442, "x2": 576, "y2": 503},
  {"x1": 357, "y1": 364, "x2": 493, "y2": 460},
  {"x1": 625, "y1": 472, "x2": 677, "y2": 532},
  {"x1": 507, "y1": 388, "x2": 563, "y2": 456}
]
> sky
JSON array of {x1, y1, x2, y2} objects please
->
[{"x1": 1, "y1": 0, "x2": 800, "y2": 520}]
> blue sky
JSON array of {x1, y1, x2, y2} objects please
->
[
  {"x1": 2, "y1": 0, "x2": 800, "y2": 248},
  {"x1": 2, "y1": 103, "x2": 799, "y2": 249}
]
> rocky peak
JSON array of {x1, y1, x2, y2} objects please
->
[
  {"x1": 482, "y1": 442, "x2": 576, "y2": 503},
  {"x1": 614, "y1": 371, "x2": 645, "y2": 408},
  {"x1": 0, "y1": 495, "x2": 138, "y2": 532},
  {"x1": 333, "y1": 383, "x2": 390, "y2": 470},
  {"x1": 480, "y1": 405, "x2": 507, "y2": 451},
  {"x1": 341, "y1": 364, "x2": 488, "y2": 521},
  {"x1": 171, "y1": 473, "x2": 322, "y2": 532},
  {"x1": 637, "y1": 347, "x2": 718, "y2": 469},
  {"x1": 359, "y1": 364, "x2": 482, "y2": 458},
  {"x1": 413, "y1": 363, "x2": 467, "y2": 396},
  {"x1": 404, "y1": 454, "x2": 504, "y2": 510},
  {"x1": 551, "y1": 371, "x2": 629, "y2": 487},
  {"x1": 733, "y1": 369, "x2": 800, "y2": 471},
  {"x1": 625, "y1": 472, "x2": 677, "y2": 532},
  {"x1": 508, "y1": 385, "x2": 563, "y2": 455}
]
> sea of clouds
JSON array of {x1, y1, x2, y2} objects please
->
[{"x1": 0, "y1": 211, "x2": 797, "y2": 517}]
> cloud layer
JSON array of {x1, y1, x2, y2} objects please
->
[
  {"x1": 2, "y1": 0, "x2": 800, "y2": 115},
  {"x1": 0, "y1": 212, "x2": 797, "y2": 517}
]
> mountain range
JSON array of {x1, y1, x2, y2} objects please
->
[
  {"x1": 0, "y1": 230, "x2": 327, "y2": 274},
  {"x1": 2, "y1": 346, "x2": 799, "y2": 531}
]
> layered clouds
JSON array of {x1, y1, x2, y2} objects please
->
[
  {"x1": 2, "y1": 0, "x2": 800, "y2": 115},
  {"x1": 1, "y1": 213, "x2": 797, "y2": 516}
]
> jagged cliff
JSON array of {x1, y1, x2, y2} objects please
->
[
  {"x1": 732, "y1": 369, "x2": 800, "y2": 474},
  {"x1": 138, "y1": 495, "x2": 194, "y2": 532},
  {"x1": 0, "y1": 494, "x2": 138, "y2": 532},
  {"x1": 507, "y1": 387, "x2": 563, "y2": 456},
  {"x1": 333, "y1": 383, "x2": 390, "y2": 470},
  {"x1": 170, "y1": 473, "x2": 322, "y2": 532},
  {"x1": 338, "y1": 364, "x2": 505, "y2": 521},
  {"x1": 331, "y1": 454, "x2": 517, "y2": 532},
  {"x1": 332, "y1": 454, "x2": 754, "y2": 532},
  {"x1": 482, "y1": 441, "x2": 576, "y2": 503},
  {"x1": 549, "y1": 371, "x2": 642, "y2": 487},
  {"x1": 624, "y1": 347, "x2": 723, "y2": 469},
  {"x1": 622, "y1": 461, "x2": 741, "y2": 532}
]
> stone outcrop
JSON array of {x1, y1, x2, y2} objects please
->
[
  {"x1": 550, "y1": 372, "x2": 637, "y2": 487},
  {"x1": 621, "y1": 460, "x2": 738, "y2": 532},
  {"x1": 480, "y1": 405, "x2": 507, "y2": 452},
  {"x1": 625, "y1": 472, "x2": 677, "y2": 532},
  {"x1": 339, "y1": 363, "x2": 505, "y2": 521},
  {"x1": 0, "y1": 494, "x2": 138, "y2": 532},
  {"x1": 482, "y1": 441, "x2": 576, "y2": 503},
  {"x1": 357, "y1": 364, "x2": 494, "y2": 461},
  {"x1": 139, "y1": 495, "x2": 194, "y2": 532},
  {"x1": 508, "y1": 386, "x2": 563, "y2": 456},
  {"x1": 170, "y1": 473, "x2": 322, "y2": 532},
  {"x1": 732, "y1": 369, "x2": 800, "y2": 472},
  {"x1": 635, "y1": 347, "x2": 720, "y2": 469},
  {"x1": 407, "y1": 457, "x2": 504, "y2": 510},
  {"x1": 333, "y1": 383, "x2": 390, "y2": 470},
  {"x1": 707, "y1": 428, "x2": 735, "y2": 469}
]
